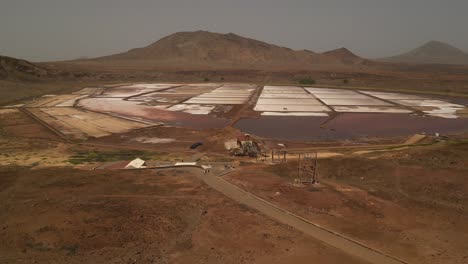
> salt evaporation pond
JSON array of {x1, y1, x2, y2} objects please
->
[
  {"x1": 234, "y1": 114, "x2": 468, "y2": 141},
  {"x1": 78, "y1": 98, "x2": 229, "y2": 130}
]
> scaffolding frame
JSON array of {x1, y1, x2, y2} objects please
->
[{"x1": 297, "y1": 152, "x2": 319, "y2": 184}]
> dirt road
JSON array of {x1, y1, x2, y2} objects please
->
[{"x1": 196, "y1": 168, "x2": 408, "y2": 264}]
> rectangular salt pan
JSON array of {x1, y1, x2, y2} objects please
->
[
  {"x1": 392, "y1": 100, "x2": 464, "y2": 107},
  {"x1": 256, "y1": 98, "x2": 323, "y2": 105},
  {"x1": 254, "y1": 105, "x2": 330, "y2": 112},
  {"x1": 123, "y1": 84, "x2": 179, "y2": 89},
  {"x1": 261, "y1": 112, "x2": 329, "y2": 117},
  {"x1": 262, "y1": 91, "x2": 308, "y2": 94},
  {"x1": 167, "y1": 104, "x2": 215, "y2": 115},
  {"x1": 304, "y1": 88, "x2": 356, "y2": 94},
  {"x1": 184, "y1": 99, "x2": 247, "y2": 105},
  {"x1": 320, "y1": 98, "x2": 391, "y2": 106},
  {"x1": 195, "y1": 95, "x2": 250, "y2": 98},
  {"x1": 259, "y1": 94, "x2": 315, "y2": 99},
  {"x1": 312, "y1": 93, "x2": 371, "y2": 99},
  {"x1": 360, "y1": 91, "x2": 425, "y2": 100},
  {"x1": 263, "y1": 86, "x2": 303, "y2": 89},
  {"x1": 332, "y1": 106, "x2": 413, "y2": 113}
]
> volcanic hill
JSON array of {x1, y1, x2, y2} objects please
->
[
  {"x1": 380, "y1": 41, "x2": 468, "y2": 65},
  {"x1": 322, "y1": 47, "x2": 366, "y2": 65},
  {"x1": 91, "y1": 31, "x2": 367, "y2": 69}
]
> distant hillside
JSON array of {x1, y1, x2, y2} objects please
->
[
  {"x1": 90, "y1": 31, "x2": 367, "y2": 69},
  {"x1": 0, "y1": 55, "x2": 50, "y2": 80},
  {"x1": 380, "y1": 41, "x2": 468, "y2": 65},
  {"x1": 322, "y1": 48, "x2": 366, "y2": 64}
]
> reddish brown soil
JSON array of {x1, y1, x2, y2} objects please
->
[
  {"x1": 0, "y1": 110, "x2": 59, "y2": 140},
  {"x1": 87, "y1": 126, "x2": 228, "y2": 154},
  {"x1": 0, "y1": 166, "x2": 365, "y2": 264},
  {"x1": 224, "y1": 141, "x2": 468, "y2": 264}
]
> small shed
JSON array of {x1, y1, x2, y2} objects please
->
[
  {"x1": 125, "y1": 158, "x2": 147, "y2": 169},
  {"x1": 201, "y1": 165, "x2": 212, "y2": 170}
]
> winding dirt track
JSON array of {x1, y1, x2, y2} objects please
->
[{"x1": 196, "y1": 169, "x2": 408, "y2": 264}]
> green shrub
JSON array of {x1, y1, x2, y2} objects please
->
[
  {"x1": 61, "y1": 244, "x2": 78, "y2": 256},
  {"x1": 298, "y1": 78, "x2": 316, "y2": 85}
]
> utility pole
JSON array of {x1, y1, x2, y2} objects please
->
[
  {"x1": 298, "y1": 153, "x2": 302, "y2": 180},
  {"x1": 313, "y1": 152, "x2": 318, "y2": 184}
]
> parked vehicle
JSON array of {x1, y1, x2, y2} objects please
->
[{"x1": 190, "y1": 142, "x2": 203, "y2": 149}]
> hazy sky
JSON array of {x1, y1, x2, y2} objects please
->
[{"x1": 1, "y1": 0, "x2": 467, "y2": 62}]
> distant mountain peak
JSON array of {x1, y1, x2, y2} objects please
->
[
  {"x1": 380, "y1": 40, "x2": 468, "y2": 65},
  {"x1": 417, "y1": 41, "x2": 465, "y2": 54},
  {"x1": 324, "y1": 47, "x2": 359, "y2": 57},
  {"x1": 425, "y1": 40, "x2": 447, "y2": 46}
]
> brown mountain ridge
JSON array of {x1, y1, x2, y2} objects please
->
[
  {"x1": 0, "y1": 55, "x2": 50, "y2": 80},
  {"x1": 90, "y1": 31, "x2": 368, "y2": 69}
]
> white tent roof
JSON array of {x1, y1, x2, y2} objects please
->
[
  {"x1": 174, "y1": 162, "x2": 197, "y2": 166},
  {"x1": 125, "y1": 158, "x2": 146, "y2": 169}
]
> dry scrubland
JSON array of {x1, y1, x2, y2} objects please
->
[
  {"x1": 0, "y1": 166, "x2": 367, "y2": 264},
  {"x1": 1, "y1": 30, "x2": 468, "y2": 264}
]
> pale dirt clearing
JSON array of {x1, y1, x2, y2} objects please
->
[
  {"x1": 0, "y1": 109, "x2": 19, "y2": 114},
  {"x1": 320, "y1": 98, "x2": 392, "y2": 106},
  {"x1": 26, "y1": 95, "x2": 83, "y2": 107}
]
